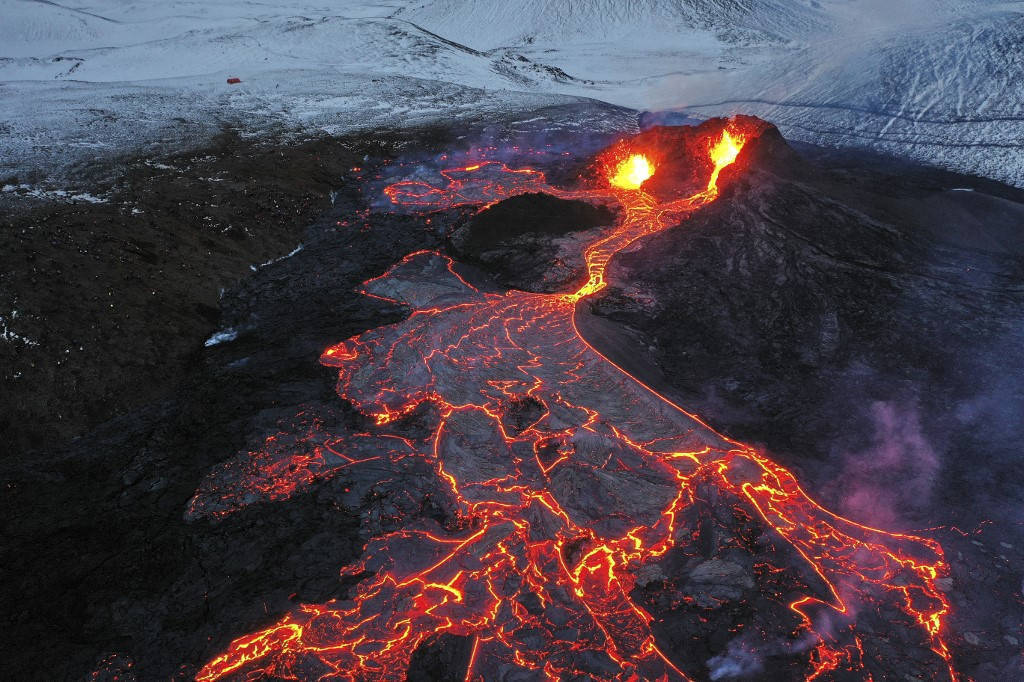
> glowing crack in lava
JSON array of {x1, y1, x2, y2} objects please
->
[{"x1": 189, "y1": 120, "x2": 957, "y2": 681}]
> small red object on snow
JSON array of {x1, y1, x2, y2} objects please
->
[{"x1": 227, "y1": 77, "x2": 241, "y2": 84}]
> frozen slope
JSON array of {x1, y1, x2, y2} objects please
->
[
  {"x1": 395, "y1": 0, "x2": 832, "y2": 49},
  {"x1": 0, "y1": 0, "x2": 607, "y2": 181},
  {"x1": 675, "y1": 4, "x2": 1024, "y2": 186},
  {"x1": 1, "y1": 0, "x2": 1022, "y2": 186}
]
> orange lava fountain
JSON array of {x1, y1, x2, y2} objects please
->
[
  {"x1": 707, "y1": 130, "x2": 742, "y2": 195},
  {"x1": 609, "y1": 154, "x2": 654, "y2": 190},
  {"x1": 188, "y1": 121, "x2": 957, "y2": 682}
]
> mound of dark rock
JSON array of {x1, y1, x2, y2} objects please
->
[
  {"x1": 591, "y1": 125, "x2": 1024, "y2": 517},
  {"x1": 451, "y1": 192, "x2": 616, "y2": 292},
  {"x1": 585, "y1": 124, "x2": 1024, "y2": 680}
]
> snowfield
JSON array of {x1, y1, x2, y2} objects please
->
[{"x1": 1, "y1": 0, "x2": 1022, "y2": 186}]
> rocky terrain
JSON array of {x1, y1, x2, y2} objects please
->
[
  {"x1": 1, "y1": 125, "x2": 453, "y2": 679},
  {"x1": 0, "y1": 127, "x2": 455, "y2": 452},
  {"x1": 592, "y1": 128, "x2": 1024, "y2": 531}
]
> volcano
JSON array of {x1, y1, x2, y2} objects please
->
[
  {"x1": 3, "y1": 114, "x2": 1021, "y2": 682},
  {"x1": 181, "y1": 118, "x2": 959, "y2": 681}
]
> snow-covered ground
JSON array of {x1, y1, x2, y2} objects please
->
[{"x1": 2, "y1": 0, "x2": 1022, "y2": 186}]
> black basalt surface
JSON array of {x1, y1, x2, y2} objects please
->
[{"x1": 0, "y1": 173, "x2": 448, "y2": 679}]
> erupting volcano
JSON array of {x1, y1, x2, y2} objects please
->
[{"x1": 187, "y1": 118, "x2": 957, "y2": 681}]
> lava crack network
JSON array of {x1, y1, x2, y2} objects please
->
[{"x1": 188, "y1": 120, "x2": 956, "y2": 681}]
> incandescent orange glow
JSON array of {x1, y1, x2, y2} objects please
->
[
  {"x1": 707, "y1": 129, "x2": 744, "y2": 192},
  {"x1": 710, "y1": 129, "x2": 742, "y2": 168},
  {"x1": 609, "y1": 154, "x2": 653, "y2": 190},
  {"x1": 189, "y1": 120, "x2": 957, "y2": 682}
]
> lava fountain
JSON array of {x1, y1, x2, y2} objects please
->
[
  {"x1": 609, "y1": 154, "x2": 654, "y2": 190},
  {"x1": 187, "y1": 118, "x2": 957, "y2": 681},
  {"x1": 707, "y1": 130, "x2": 742, "y2": 194}
]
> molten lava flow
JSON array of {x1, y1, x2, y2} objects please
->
[
  {"x1": 188, "y1": 120, "x2": 957, "y2": 682},
  {"x1": 609, "y1": 154, "x2": 653, "y2": 190}
]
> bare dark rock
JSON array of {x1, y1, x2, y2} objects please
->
[
  {"x1": 0, "y1": 130, "x2": 451, "y2": 680},
  {"x1": 0, "y1": 127, "x2": 456, "y2": 454},
  {"x1": 406, "y1": 634, "x2": 474, "y2": 682},
  {"x1": 463, "y1": 192, "x2": 615, "y2": 250}
]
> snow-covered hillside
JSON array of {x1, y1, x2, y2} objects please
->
[
  {"x1": 1, "y1": 0, "x2": 1022, "y2": 186},
  {"x1": 677, "y1": 3, "x2": 1024, "y2": 187},
  {"x1": 396, "y1": 0, "x2": 830, "y2": 50}
]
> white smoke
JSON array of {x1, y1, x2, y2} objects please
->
[
  {"x1": 827, "y1": 400, "x2": 940, "y2": 529},
  {"x1": 707, "y1": 637, "x2": 763, "y2": 680},
  {"x1": 707, "y1": 631, "x2": 819, "y2": 679}
]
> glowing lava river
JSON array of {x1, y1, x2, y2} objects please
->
[{"x1": 187, "y1": 119, "x2": 958, "y2": 681}]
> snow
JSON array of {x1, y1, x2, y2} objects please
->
[
  {"x1": 2, "y1": 182, "x2": 106, "y2": 203},
  {"x1": 1, "y1": 0, "x2": 1022, "y2": 186},
  {"x1": 1, "y1": 310, "x2": 39, "y2": 346},
  {"x1": 204, "y1": 328, "x2": 238, "y2": 347},
  {"x1": 251, "y1": 243, "x2": 305, "y2": 271}
]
